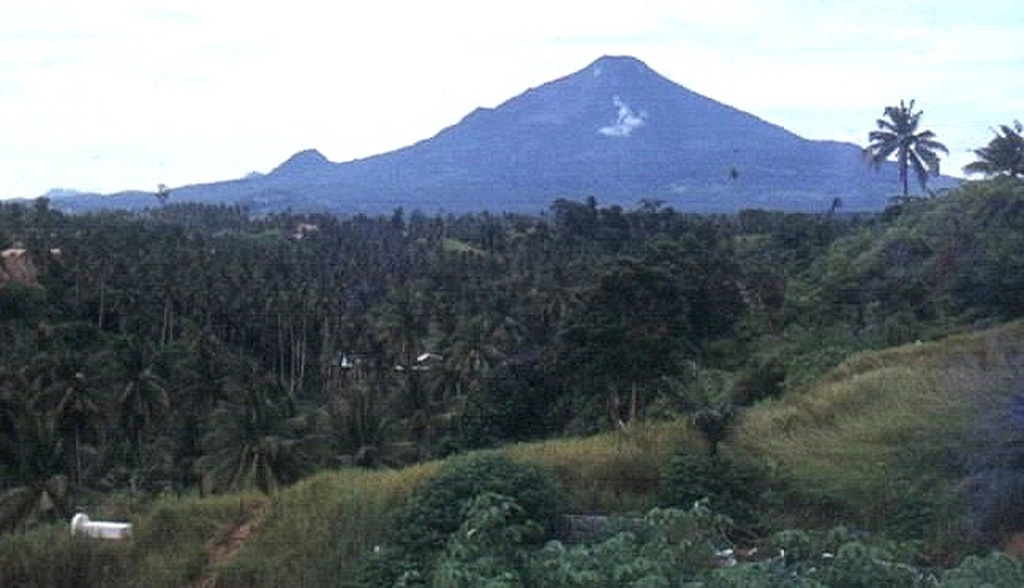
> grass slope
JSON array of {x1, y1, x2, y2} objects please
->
[{"x1": 736, "y1": 320, "x2": 1024, "y2": 541}]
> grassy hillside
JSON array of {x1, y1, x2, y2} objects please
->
[
  {"x1": 737, "y1": 320, "x2": 1024, "y2": 543},
  {"x1": 3, "y1": 320, "x2": 1023, "y2": 585}
]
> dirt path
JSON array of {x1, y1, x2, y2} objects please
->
[{"x1": 190, "y1": 503, "x2": 270, "y2": 588}]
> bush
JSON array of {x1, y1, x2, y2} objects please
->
[
  {"x1": 816, "y1": 540, "x2": 928, "y2": 587},
  {"x1": 530, "y1": 502, "x2": 732, "y2": 586},
  {"x1": 358, "y1": 452, "x2": 559, "y2": 585},
  {"x1": 940, "y1": 552, "x2": 1024, "y2": 587},
  {"x1": 0, "y1": 525, "x2": 131, "y2": 587},
  {"x1": 660, "y1": 451, "x2": 774, "y2": 533},
  {"x1": 431, "y1": 492, "x2": 543, "y2": 587}
]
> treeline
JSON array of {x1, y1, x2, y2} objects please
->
[{"x1": 2, "y1": 177, "x2": 1023, "y2": 530}]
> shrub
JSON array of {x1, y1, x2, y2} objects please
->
[
  {"x1": 399, "y1": 452, "x2": 559, "y2": 553},
  {"x1": 529, "y1": 502, "x2": 732, "y2": 586},
  {"x1": 431, "y1": 493, "x2": 543, "y2": 587},
  {"x1": 660, "y1": 450, "x2": 774, "y2": 533},
  {"x1": 0, "y1": 525, "x2": 131, "y2": 587},
  {"x1": 940, "y1": 551, "x2": 1024, "y2": 587},
  {"x1": 358, "y1": 452, "x2": 559, "y2": 585},
  {"x1": 816, "y1": 540, "x2": 928, "y2": 588}
]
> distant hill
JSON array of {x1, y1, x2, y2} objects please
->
[{"x1": 49, "y1": 55, "x2": 958, "y2": 215}]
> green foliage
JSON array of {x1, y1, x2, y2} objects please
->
[
  {"x1": 865, "y1": 98, "x2": 948, "y2": 196},
  {"x1": 504, "y1": 424, "x2": 682, "y2": 514},
  {"x1": 431, "y1": 493, "x2": 543, "y2": 587},
  {"x1": 665, "y1": 368, "x2": 740, "y2": 457},
  {"x1": 7, "y1": 179, "x2": 1024, "y2": 583},
  {"x1": 815, "y1": 540, "x2": 929, "y2": 587},
  {"x1": 0, "y1": 525, "x2": 131, "y2": 587},
  {"x1": 810, "y1": 178, "x2": 1024, "y2": 343},
  {"x1": 940, "y1": 552, "x2": 1024, "y2": 587},
  {"x1": 964, "y1": 120, "x2": 1024, "y2": 178},
  {"x1": 4, "y1": 184, "x2": 1022, "y2": 507},
  {"x1": 660, "y1": 450, "x2": 774, "y2": 532},
  {"x1": 0, "y1": 282, "x2": 46, "y2": 323},
  {"x1": 198, "y1": 379, "x2": 319, "y2": 494},
  {"x1": 216, "y1": 465, "x2": 436, "y2": 587},
  {"x1": 530, "y1": 502, "x2": 731, "y2": 586},
  {"x1": 131, "y1": 491, "x2": 267, "y2": 586},
  {"x1": 402, "y1": 452, "x2": 559, "y2": 550},
  {"x1": 362, "y1": 452, "x2": 560, "y2": 585},
  {"x1": 737, "y1": 321, "x2": 1024, "y2": 551}
]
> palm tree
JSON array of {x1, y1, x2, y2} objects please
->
[
  {"x1": 964, "y1": 120, "x2": 1024, "y2": 178},
  {"x1": 30, "y1": 353, "x2": 106, "y2": 487},
  {"x1": 670, "y1": 368, "x2": 737, "y2": 458},
  {"x1": 326, "y1": 377, "x2": 394, "y2": 467},
  {"x1": 197, "y1": 379, "x2": 315, "y2": 494},
  {"x1": 865, "y1": 99, "x2": 949, "y2": 196},
  {"x1": 444, "y1": 315, "x2": 511, "y2": 399},
  {"x1": 119, "y1": 356, "x2": 170, "y2": 471},
  {"x1": 0, "y1": 412, "x2": 71, "y2": 532}
]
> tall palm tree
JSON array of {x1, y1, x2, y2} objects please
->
[
  {"x1": 120, "y1": 361, "x2": 169, "y2": 470},
  {"x1": 30, "y1": 353, "x2": 106, "y2": 487},
  {"x1": 865, "y1": 99, "x2": 949, "y2": 196},
  {"x1": 0, "y1": 412, "x2": 71, "y2": 532},
  {"x1": 197, "y1": 379, "x2": 316, "y2": 494},
  {"x1": 964, "y1": 120, "x2": 1024, "y2": 178}
]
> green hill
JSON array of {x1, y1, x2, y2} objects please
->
[{"x1": 4, "y1": 320, "x2": 1022, "y2": 585}]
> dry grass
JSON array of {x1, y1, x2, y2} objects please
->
[
  {"x1": 504, "y1": 422, "x2": 700, "y2": 514},
  {"x1": 131, "y1": 491, "x2": 269, "y2": 587},
  {"x1": 216, "y1": 424, "x2": 700, "y2": 585},
  {"x1": 215, "y1": 462, "x2": 439, "y2": 587},
  {"x1": 735, "y1": 320, "x2": 1024, "y2": 531}
]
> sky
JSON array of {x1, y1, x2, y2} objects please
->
[{"x1": 1, "y1": 0, "x2": 1021, "y2": 199}]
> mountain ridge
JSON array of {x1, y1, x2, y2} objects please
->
[{"x1": 48, "y1": 55, "x2": 958, "y2": 214}]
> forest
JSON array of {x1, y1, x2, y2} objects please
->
[{"x1": 3, "y1": 174, "x2": 1024, "y2": 585}]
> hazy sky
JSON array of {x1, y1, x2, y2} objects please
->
[{"x1": 1, "y1": 0, "x2": 1020, "y2": 199}]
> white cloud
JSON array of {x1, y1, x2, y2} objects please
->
[{"x1": 599, "y1": 96, "x2": 647, "y2": 137}]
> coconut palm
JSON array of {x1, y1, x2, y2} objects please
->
[
  {"x1": 30, "y1": 353, "x2": 106, "y2": 487},
  {"x1": 865, "y1": 99, "x2": 949, "y2": 196},
  {"x1": 0, "y1": 412, "x2": 71, "y2": 532},
  {"x1": 964, "y1": 120, "x2": 1024, "y2": 178},
  {"x1": 444, "y1": 314, "x2": 513, "y2": 399},
  {"x1": 326, "y1": 377, "x2": 394, "y2": 467},
  {"x1": 197, "y1": 379, "x2": 316, "y2": 494},
  {"x1": 120, "y1": 361, "x2": 169, "y2": 470}
]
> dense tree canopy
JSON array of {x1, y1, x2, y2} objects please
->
[{"x1": 2, "y1": 178, "x2": 1024, "y2": 531}]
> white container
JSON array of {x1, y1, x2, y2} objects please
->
[{"x1": 70, "y1": 513, "x2": 132, "y2": 540}]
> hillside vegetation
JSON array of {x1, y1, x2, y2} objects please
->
[
  {"x1": 3, "y1": 177, "x2": 1024, "y2": 584},
  {"x1": 3, "y1": 321, "x2": 1022, "y2": 585}
]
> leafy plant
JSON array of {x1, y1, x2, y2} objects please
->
[
  {"x1": 0, "y1": 525, "x2": 131, "y2": 588},
  {"x1": 940, "y1": 551, "x2": 1024, "y2": 587},
  {"x1": 431, "y1": 492, "x2": 542, "y2": 587},
  {"x1": 660, "y1": 450, "x2": 774, "y2": 534},
  {"x1": 530, "y1": 502, "x2": 732, "y2": 586},
  {"x1": 360, "y1": 452, "x2": 559, "y2": 585}
]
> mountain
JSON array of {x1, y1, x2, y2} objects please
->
[{"x1": 51, "y1": 56, "x2": 957, "y2": 214}]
